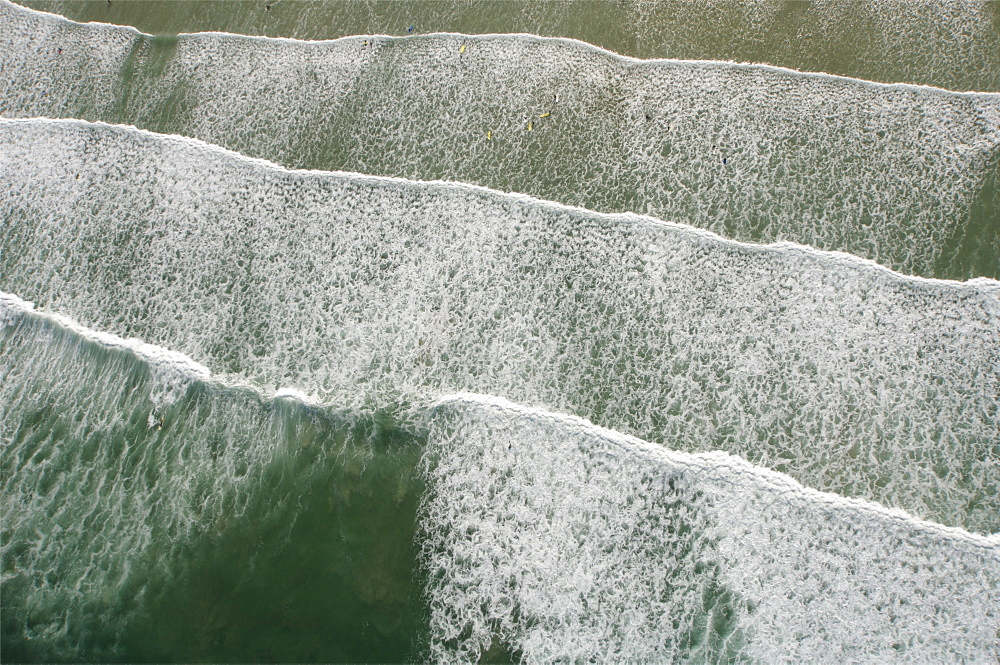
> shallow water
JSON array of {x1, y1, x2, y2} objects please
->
[
  {"x1": 3, "y1": 0, "x2": 998, "y2": 279},
  {"x1": 2, "y1": 2, "x2": 999, "y2": 663},
  {"x1": 3, "y1": 118, "x2": 998, "y2": 534},
  {"x1": 2, "y1": 300, "x2": 428, "y2": 662},
  {"x1": 3, "y1": 296, "x2": 997, "y2": 662},
  {"x1": 17, "y1": 0, "x2": 1000, "y2": 91}
]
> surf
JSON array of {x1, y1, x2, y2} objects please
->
[
  {"x1": 3, "y1": 299, "x2": 996, "y2": 661},
  {"x1": 9, "y1": 0, "x2": 1000, "y2": 91},
  {"x1": 421, "y1": 393, "x2": 1000, "y2": 662},
  {"x1": 1, "y1": 295, "x2": 428, "y2": 662},
  {"x1": 4, "y1": 0, "x2": 998, "y2": 279},
  {"x1": 2, "y1": 119, "x2": 998, "y2": 534}
]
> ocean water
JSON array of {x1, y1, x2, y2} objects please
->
[
  {"x1": 4, "y1": 295, "x2": 998, "y2": 662},
  {"x1": 2, "y1": 2, "x2": 999, "y2": 663},
  {"x1": 2, "y1": 294, "x2": 427, "y2": 663},
  {"x1": 3, "y1": 0, "x2": 999, "y2": 279},
  {"x1": 16, "y1": 0, "x2": 1000, "y2": 91}
]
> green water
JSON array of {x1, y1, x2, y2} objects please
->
[
  {"x1": 4, "y1": 4, "x2": 998, "y2": 279},
  {"x1": 2, "y1": 1, "x2": 999, "y2": 662},
  {"x1": 10, "y1": 304, "x2": 995, "y2": 662},
  {"x1": 1, "y1": 314, "x2": 428, "y2": 662},
  {"x1": 5, "y1": 118, "x2": 998, "y2": 534},
  {"x1": 19, "y1": 0, "x2": 1000, "y2": 91}
]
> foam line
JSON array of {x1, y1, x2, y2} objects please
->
[
  {"x1": 8, "y1": 286, "x2": 994, "y2": 547},
  {"x1": 5, "y1": 285, "x2": 997, "y2": 549},
  {"x1": 431, "y1": 393, "x2": 1000, "y2": 549},
  {"x1": 4, "y1": 2, "x2": 998, "y2": 278},
  {"x1": 421, "y1": 393, "x2": 1000, "y2": 661},
  {"x1": 1, "y1": 290, "x2": 210, "y2": 382},
  {"x1": 2, "y1": 115, "x2": 995, "y2": 291},
  {"x1": 1, "y1": 288, "x2": 327, "y2": 409},
  {"x1": 5, "y1": 0, "x2": 999, "y2": 95},
  {"x1": 3, "y1": 118, "x2": 998, "y2": 533},
  {"x1": 6, "y1": 283, "x2": 995, "y2": 661},
  {"x1": 1, "y1": 297, "x2": 425, "y2": 661}
]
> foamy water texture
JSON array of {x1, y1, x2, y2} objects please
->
[
  {"x1": 14, "y1": 0, "x2": 1000, "y2": 91},
  {"x1": 422, "y1": 395, "x2": 1000, "y2": 662},
  {"x1": 2, "y1": 119, "x2": 998, "y2": 535},
  {"x1": 1, "y1": 294, "x2": 427, "y2": 662},
  {"x1": 4, "y1": 297, "x2": 998, "y2": 662},
  {"x1": 3, "y1": 4, "x2": 1000, "y2": 657},
  {"x1": 3, "y1": 0, "x2": 999, "y2": 279}
]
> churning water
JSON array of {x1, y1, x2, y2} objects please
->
[{"x1": 2, "y1": 2, "x2": 998, "y2": 662}]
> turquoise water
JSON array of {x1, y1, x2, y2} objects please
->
[{"x1": 2, "y1": 2, "x2": 999, "y2": 663}]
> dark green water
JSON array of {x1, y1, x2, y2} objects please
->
[
  {"x1": 7, "y1": 302, "x2": 995, "y2": 662},
  {"x1": 2, "y1": 312, "x2": 428, "y2": 662},
  {"x1": 4, "y1": 118, "x2": 998, "y2": 534}
]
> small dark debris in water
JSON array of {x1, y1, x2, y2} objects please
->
[
  {"x1": 723, "y1": 158, "x2": 728, "y2": 165},
  {"x1": 645, "y1": 114, "x2": 651, "y2": 121},
  {"x1": 75, "y1": 174, "x2": 79, "y2": 179},
  {"x1": 265, "y1": 4, "x2": 270, "y2": 10},
  {"x1": 407, "y1": 25, "x2": 415, "y2": 33},
  {"x1": 56, "y1": 48, "x2": 62, "y2": 54}
]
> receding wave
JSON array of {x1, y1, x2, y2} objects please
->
[
  {"x1": 2, "y1": 118, "x2": 998, "y2": 534},
  {"x1": 3, "y1": 0, "x2": 999, "y2": 278},
  {"x1": 12, "y1": 0, "x2": 1000, "y2": 91},
  {"x1": 3, "y1": 298, "x2": 997, "y2": 661}
]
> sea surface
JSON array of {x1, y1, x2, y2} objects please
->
[{"x1": 1, "y1": 2, "x2": 999, "y2": 663}]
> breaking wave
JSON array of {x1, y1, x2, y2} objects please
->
[
  {"x1": 2, "y1": 119, "x2": 999, "y2": 533},
  {"x1": 4, "y1": 0, "x2": 999, "y2": 278}
]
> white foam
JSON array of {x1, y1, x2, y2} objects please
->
[
  {"x1": 2, "y1": 118, "x2": 998, "y2": 532},
  {"x1": 3, "y1": 0, "x2": 998, "y2": 278},
  {"x1": 12, "y1": 297, "x2": 992, "y2": 661},
  {"x1": 1, "y1": 292, "x2": 208, "y2": 378},
  {"x1": 0, "y1": 301, "x2": 360, "y2": 659},
  {"x1": 7, "y1": 0, "x2": 1000, "y2": 92},
  {"x1": 1, "y1": 288, "x2": 332, "y2": 409},
  {"x1": 420, "y1": 394, "x2": 1000, "y2": 662}
]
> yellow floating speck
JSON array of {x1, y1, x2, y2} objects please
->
[
  {"x1": 539, "y1": 112, "x2": 550, "y2": 118},
  {"x1": 527, "y1": 121, "x2": 533, "y2": 132},
  {"x1": 487, "y1": 130, "x2": 492, "y2": 140},
  {"x1": 460, "y1": 44, "x2": 466, "y2": 54}
]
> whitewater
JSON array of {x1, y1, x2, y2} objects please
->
[
  {"x1": 3, "y1": 0, "x2": 999, "y2": 279},
  {"x1": 2, "y1": 2, "x2": 999, "y2": 663}
]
